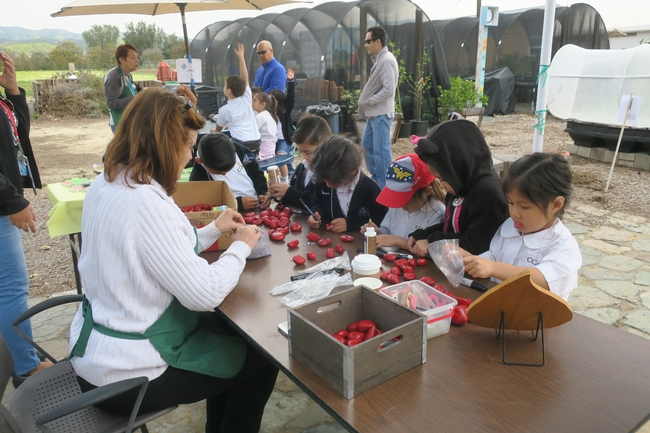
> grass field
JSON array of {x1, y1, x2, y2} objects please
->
[{"x1": 17, "y1": 70, "x2": 157, "y2": 97}]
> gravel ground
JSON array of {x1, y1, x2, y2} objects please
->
[{"x1": 21, "y1": 110, "x2": 650, "y2": 297}]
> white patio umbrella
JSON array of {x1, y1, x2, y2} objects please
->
[{"x1": 51, "y1": 0, "x2": 312, "y2": 56}]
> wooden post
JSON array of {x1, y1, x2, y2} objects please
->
[{"x1": 360, "y1": 5, "x2": 368, "y2": 89}]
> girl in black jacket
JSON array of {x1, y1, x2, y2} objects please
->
[
  {"x1": 269, "y1": 113, "x2": 331, "y2": 208},
  {"x1": 407, "y1": 119, "x2": 508, "y2": 256},
  {"x1": 308, "y1": 136, "x2": 387, "y2": 233}
]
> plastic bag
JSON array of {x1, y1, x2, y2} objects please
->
[
  {"x1": 248, "y1": 231, "x2": 271, "y2": 260},
  {"x1": 269, "y1": 271, "x2": 326, "y2": 296},
  {"x1": 295, "y1": 251, "x2": 351, "y2": 274},
  {"x1": 280, "y1": 272, "x2": 353, "y2": 308},
  {"x1": 428, "y1": 239, "x2": 464, "y2": 287},
  {"x1": 306, "y1": 99, "x2": 341, "y2": 116}
]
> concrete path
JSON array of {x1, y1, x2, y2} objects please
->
[{"x1": 4, "y1": 203, "x2": 650, "y2": 432}]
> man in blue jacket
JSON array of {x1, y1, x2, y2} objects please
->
[{"x1": 253, "y1": 40, "x2": 287, "y2": 93}]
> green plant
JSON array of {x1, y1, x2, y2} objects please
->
[
  {"x1": 403, "y1": 47, "x2": 433, "y2": 121},
  {"x1": 437, "y1": 76, "x2": 489, "y2": 113},
  {"x1": 341, "y1": 89, "x2": 360, "y2": 114}
]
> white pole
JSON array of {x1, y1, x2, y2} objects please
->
[
  {"x1": 474, "y1": 20, "x2": 487, "y2": 107},
  {"x1": 604, "y1": 94, "x2": 634, "y2": 193},
  {"x1": 532, "y1": 0, "x2": 557, "y2": 153}
]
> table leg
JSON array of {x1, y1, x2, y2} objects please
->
[{"x1": 68, "y1": 233, "x2": 83, "y2": 295}]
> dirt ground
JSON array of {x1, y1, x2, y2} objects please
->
[{"x1": 22, "y1": 111, "x2": 650, "y2": 297}]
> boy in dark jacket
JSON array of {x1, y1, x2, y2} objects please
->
[
  {"x1": 407, "y1": 119, "x2": 508, "y2": 256},
  {"x1": 190, "y1": 133, "x2": 270, "y2": 211}
]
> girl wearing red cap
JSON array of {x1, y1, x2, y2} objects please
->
[{"x1": 361, "y1": 154, "x2": 445, "y2": 250}]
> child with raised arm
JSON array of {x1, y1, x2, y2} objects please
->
[
  {"x1": 462, "y1": 152, "x2": 581, "y2": 300},
  {"x1": 212, "y1": 43, "x2": 261, "y2": 153},
  {"x1": 268, "y1": 113, "x2": 331, "y2": 207},
  {"x1": 308, "y1": 136, "x2": 387, "y2": 233},
  {"x1": 360, "y1": 154, "x2": 446, "y2": 250}
]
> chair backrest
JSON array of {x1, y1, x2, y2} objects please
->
[
  {"x1": 10, "y1": 362, "x2": 117, "y2": 433},
  {"x1": 0, "y1": 336, "x2": 13, "y2": 401},
  {"x1": 0, "y1": 336, "x2": 21, "y2": 433}
]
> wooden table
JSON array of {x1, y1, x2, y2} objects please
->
[{"x1": 204, "y1": 216, "x2": 650, "y2": 433}]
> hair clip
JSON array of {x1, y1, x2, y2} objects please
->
[{"x1": 179, "y1": 96, "x2": 193, "y2": 114}]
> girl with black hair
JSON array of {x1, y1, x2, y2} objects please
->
[
  {"x1": 462, "y1": 152, "x2": 581, "y2": 300},
  {"x1": 308, "y1": 136, "x2": 387, "y2": 233},
  {"x1": 269, "y1": 113, "x2": 331, "y2": 207}
]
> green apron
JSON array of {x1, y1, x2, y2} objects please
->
[
  {"x1": 70, "y1": 296, "x2": 246, "y2": 378},
  {"x1": 109, "y1": 67, "x2": 137, "y2": 129}
]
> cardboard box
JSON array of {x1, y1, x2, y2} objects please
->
[
  {"x1": 171, "y1": 181, "x2": 237, "y2": 252},
  {"x1": 288, "y1": 286, "x2": 426, "y2": 399}
]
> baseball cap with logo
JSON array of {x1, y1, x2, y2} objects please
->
[{"x1": 376, "y1": 154, "x2": 435, "y2": 208}]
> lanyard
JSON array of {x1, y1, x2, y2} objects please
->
[{"x1": 0, "y1": 98, "x2": 20, "y2": 147}]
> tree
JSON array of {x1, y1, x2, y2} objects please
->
[
  {"x1": 141, "y1": 48, "x2": 163, "y2": 67},
  {"x1": 49, "y1": 41, "x2": 83, "y2": 69},
  {"x1": 30, "y1": 52, "x2": 53, "y2": 70},
  {"x1": 82, "y1": 25, "x2": 120, "y2": 50},
  {"x1": 170, "y1": 43, "x2": 187, "y2": 59},
  {"x1": 87, "y1": 44, "x2": 117, "y2": 69},
  {"x1": 158, "y1": 32, "x2": 182, "y2": 58},
  {"x1": 124, "y1": 21, "x2": 159, "y2": 53},
  {"x1": 11, "y1": 52, "x2": 32, "y2": 71}
]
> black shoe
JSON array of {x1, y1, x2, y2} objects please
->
[{"x1": 11, "y1": 371, "x2": 28, "y2": 389}]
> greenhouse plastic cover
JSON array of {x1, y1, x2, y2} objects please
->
[{"x1": 547, "y1": 44, "x2": 650, "y2": 128}]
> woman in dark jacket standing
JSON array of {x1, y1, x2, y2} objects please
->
[{"x1": 0, "y1": 52, "x2": 50, "y2": 386}]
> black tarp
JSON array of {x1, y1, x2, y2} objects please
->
[
  {"x1": 483, "y1": 67, "x2": 515, "y2": 116},
  {"x1": 464, "y1": 67, "x2": 515, "y2": 116}
]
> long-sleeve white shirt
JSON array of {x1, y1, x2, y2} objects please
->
[{"x1": 69, "y1": 173, "x2": 251, "y2": 386}]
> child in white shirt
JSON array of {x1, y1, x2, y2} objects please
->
[
  {"x1": 462, "y1": 153, "x2": 582, "y2": 301},
  {"x1": 213, "y1": 43, "x2": 261, "y2": 152},
  {"x1": 252, "y1": 92, "x2": 280, "y2": 165},
  {"x1": 361, "y1": 153, "x2": 446, "y2": 250}
]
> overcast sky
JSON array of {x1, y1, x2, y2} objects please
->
[{"x1": 2, "y1": 0, "x2": 649, "y2": 39}]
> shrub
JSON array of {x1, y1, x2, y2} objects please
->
[
  {"x1": 40, "y1": 71, "x2": 107, "y2": 118},
  {"x1": 437, "y1": 76, "x2": 488, "y2": 113}
]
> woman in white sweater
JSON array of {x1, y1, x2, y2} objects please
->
[{"x1": 68, "y1": 87, "x2": 278, "y2": 432}]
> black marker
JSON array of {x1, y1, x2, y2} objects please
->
[
  {"x1": 461, "y1": 277, "x2": 488, "y2": 292},
  {"x1": 356, "y1": 247, "x2": 413, "y2": 260},
  {"x1": 299, "y1": 198, "x2": 320, "y2": 225}
]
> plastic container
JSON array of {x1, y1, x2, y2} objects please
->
[
  {"x1": 380, "y1": 280, "x2": 457, "y2": 339},
  {"x1": 350, "y1": 254, "x2": 382, "y2": 280},
  {"x1": 353, "y1": 277, "x2": 383, "y2": 291},
  {"x1": 363, "y1": 226, "x2": 377, "y2": 255}
]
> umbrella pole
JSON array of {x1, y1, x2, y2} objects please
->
[{"x1": 177, "y1": 3, "x2": 190, "y2": 57}]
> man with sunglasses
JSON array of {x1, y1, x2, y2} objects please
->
[
  {"x1": 253, "y1": 40, "x2": 287, "y2": 93},
  {"x1": 358, "y1": 26, "x2": 398, "y2": 189}
]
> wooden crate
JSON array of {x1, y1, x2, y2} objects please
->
[{"x1": 288, "y1": 286, "x2": 426, "y2": 399}]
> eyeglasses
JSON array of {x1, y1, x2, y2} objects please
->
[
  {"x1": 256, "y1": 50, "x2": 267, "y2": 56},
  {"x1": 364, "y1": 38, "x2": 377, "y2": 45}
]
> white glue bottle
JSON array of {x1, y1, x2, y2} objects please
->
[{"x1": 364, "y1": 223, "x2": 377, "y2": 255}]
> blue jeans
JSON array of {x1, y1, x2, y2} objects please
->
[
  {"x1": 361, "y1": 114, "x2": 392, "y2": 188},
  {"x1": 0, "y1": 216, "x2": 39, "y2": 376},
  {"x1": 275, "y1": 139, "x2": 294, "y2": 176}
]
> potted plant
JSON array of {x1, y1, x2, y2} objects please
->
[
  {"x1": 437, "y1": 76, "x2": 489, "y2": 126},
  {"x1": 403, "y1": 47, "x2": 434, "y2": 136}
]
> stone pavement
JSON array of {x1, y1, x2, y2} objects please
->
[{"x1": 4, "y1": 203, "x2": 650, "y2": 432}]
